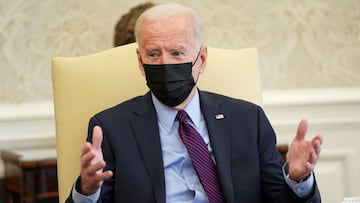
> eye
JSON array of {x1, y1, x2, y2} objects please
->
[
  {"x1": 148, "y1": 52, "x2": 159, "y2": 58},
  {"x1": 172, "y1": 51, "x2": 184, "y2": 57}
]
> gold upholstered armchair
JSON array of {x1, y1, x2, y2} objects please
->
[{"x1": 51, "y1": 43, "x2": 262, "y2": 202}]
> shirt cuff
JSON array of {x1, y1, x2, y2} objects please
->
[
  {"x1": 282, "y1": 162, "x2": 314, "y2": 198},
  {"x1": 72, "y1": 177, "x2": 101, "y2": 203}
]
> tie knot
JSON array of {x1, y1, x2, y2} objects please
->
[{"x1": 176, "y1": 110, "x2": 188, "y2": 123}]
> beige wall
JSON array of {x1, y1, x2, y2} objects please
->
[{"x1": 0, "y1": 0, "x2": 359, "y2": 103}]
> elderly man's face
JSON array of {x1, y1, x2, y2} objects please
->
[{"x1": 137, "y1": 15, "x2": 206, "y2": 80}]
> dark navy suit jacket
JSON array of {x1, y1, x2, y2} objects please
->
[{"x1": 66, "y1": 90, "x2": 321, "y2": 203}]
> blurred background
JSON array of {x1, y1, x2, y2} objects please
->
[{"x1": 0, "y1": 0, "x2": 359, "y2": 103}]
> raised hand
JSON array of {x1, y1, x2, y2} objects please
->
[
  {"x1": 287, "y1": 119, "x2": 323, "y2": 181},
  {"x1": 79, "y1": 126, "x2": 113, "y2": 195}
]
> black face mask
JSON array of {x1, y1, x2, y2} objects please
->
[{"x1": 142, "y1": 52, "x2": 200, "y2": 107}]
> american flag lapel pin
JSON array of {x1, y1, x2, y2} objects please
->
[{"x1": 215, "y1": 114, "x2": 225, "y2": 120}]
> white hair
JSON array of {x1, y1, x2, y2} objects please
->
[{"x1": 134, "y1": 3, "x2": 204, "y2": 49}]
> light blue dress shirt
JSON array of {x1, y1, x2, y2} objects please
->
[
  {"x1": 153, "y1": 90, "x2": 210, "y2": 202},
  {"x1": 72, "y1": 89, "x2": 313, "y2": 203}
]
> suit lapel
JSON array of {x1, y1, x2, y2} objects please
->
[
  {"x1": 199, "y1": 91, "x2": 235, "y2": 203},
  {"x1": 128, "y1": 91, "x2": 234, "y2": 203},
  {"x1": 130, "y1": 93, "x2": 165, "y2": 203}
]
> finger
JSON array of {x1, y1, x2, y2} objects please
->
[
  {"x1": 81, "y1": 161, "x2": 105, "y2": 178},
  {"x1": 310, "y1": 150, "x2": 317, "y2": 162},
  {"x1": 80, "y1": 142, "x2": 92, "y2": 157},
  {"x1": 80, "y1": 151, "x2": 96, "y2": 169},
  {"x1": 295, "y1": 119, "x2": 308, "y2": 141},
  {"x1": 311, "y1": 140, "x2": 320, "y2": 153},
  {"x1": 312, "y1": 135, "x2": 323, "y2": 153},
  {"x1": 87, "y1": 170, "x2": 113, "y2": 184},
  {"x1": 100, "y1": 170, "x2": 113, "y2": 180},
  {"x1": 85, "y1": 160, "x2": 106, "y2": 175},
  {"x1": 314, "y1": 134, "x2": 323, "y2": 145},
  {"x1": 92, "y1": 126, "x2": 103, "y2": 150},
  {"x1": 308, "y1": 150, "x2": 320, "y2": 168},
  {"x1": 83, "y1": 163, "x2": 113, "y2": 183},
  {"x1": 311, "y1": 135, "x2": 322, "y2": 144},
  {"x1": 315, "y1": 144, "x2": 321, "y2": 154}
]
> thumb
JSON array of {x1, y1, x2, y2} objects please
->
[
  {"x1": 295, "y1": 119, "x2": 308, "y2": 141},
  {"x1": 92, "y1": 126, "x2": 103, "y2": 150}
]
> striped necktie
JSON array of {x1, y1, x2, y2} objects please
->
[{"x1": 177, "y1": 110, "x2": 225, "y2": 203}]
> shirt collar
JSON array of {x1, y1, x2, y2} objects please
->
[{"x1": 152, "y1": 89, "x2": 202, "y2": 133}]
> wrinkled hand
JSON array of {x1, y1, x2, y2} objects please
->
[
  {"x1": 80, "y1": 126, "x2": 113, "y2": 195},
  {"x1": 287, "y1": 119, "x2": 323, "y2": 181}
]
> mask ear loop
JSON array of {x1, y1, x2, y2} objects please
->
[
  {"x1": 139, "y1": 56, "x2": 144, "y2": 66},
  {"x1": 192, "y1": 48, "x2": 202, "y2": 84},
  {"x1": 192, "y1": 49, "x2": 201, "y2": 67}
]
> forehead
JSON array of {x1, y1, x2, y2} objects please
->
[{"x1": 139, "y1": 16, "x2": 197, "y2": 51}]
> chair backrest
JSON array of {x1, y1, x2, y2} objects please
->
[{"x1": 51, "y1": 42, "x2": 262, "y2": 202}]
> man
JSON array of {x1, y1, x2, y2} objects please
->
[{"x1": 67, "y1": 3, "x2": 323, "y2": 203}]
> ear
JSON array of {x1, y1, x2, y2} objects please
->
[
  {"x1": 199, "y1": 46, "x2": 207, "y2": 74},
  {"x1": 136, "y1": 48, "x2": 145, "y2": 76}
]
